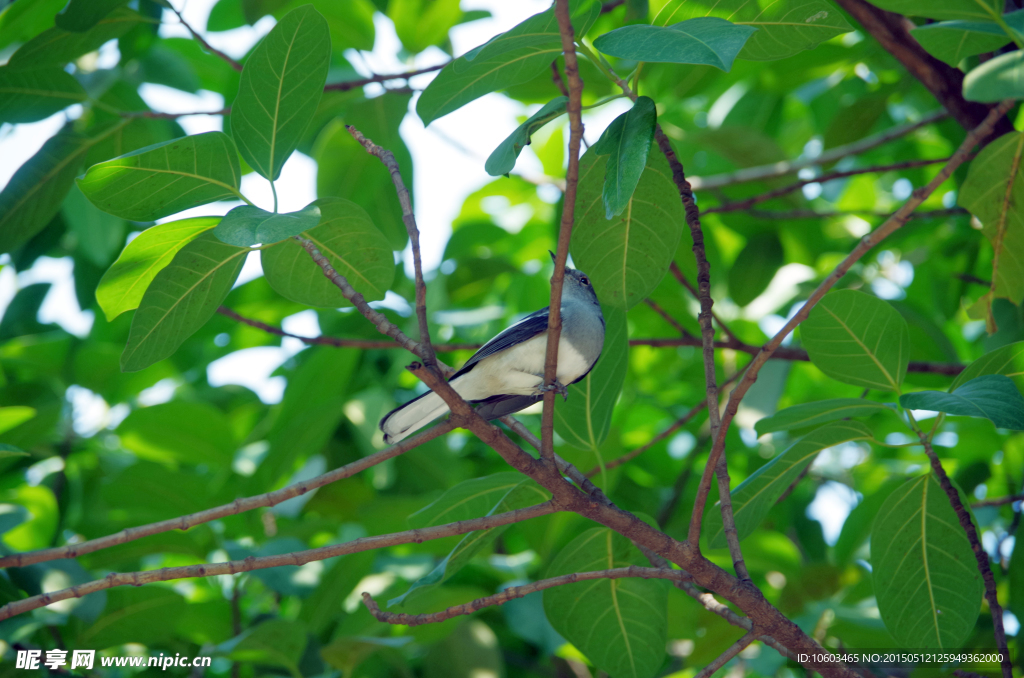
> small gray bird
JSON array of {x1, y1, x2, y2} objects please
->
[{"x1": 380, "y1": 266, "x2": 605, "y2": 444}]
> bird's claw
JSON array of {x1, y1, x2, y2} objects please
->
[{"x1": 540, "y1": 381, "x2": 569, "y2": 400}]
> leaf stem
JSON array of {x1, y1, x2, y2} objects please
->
[{"x1": 270, "y1": 181, "x2": 278, "y2": 213}]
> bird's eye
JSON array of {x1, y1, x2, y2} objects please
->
[{"x1": 580, "y1": 276, "x2": 590, "y2": 286}]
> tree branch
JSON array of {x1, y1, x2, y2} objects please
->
[
  {"x1": 361, "y1": 566, "x2": 688, "y2": 626},
  {"x1": 0, "y1": 423, "x2": 454, "y2": 569},
  {"x1": 973, "y1": 493, "x2": 1024, "y2": 508},
  {"x1": 168, "y1": 3, "x2": 242, "y2": 72},
  {"x1": 694, "y1": 630, "x2": 757, "y2": 678},
  {"x1": 323, "y1": 63, "x2": 448, "y2": 91},
  {"x1": 669, "y1": 262, "x2": 740, "y2": 344},
  {"x1": 746, "y1": 207, "x2": 967, "y2": 220},
  {"x1": 0, "y1": 500, "x2": 560, "y2": 620}
]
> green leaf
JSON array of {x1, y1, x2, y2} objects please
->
[
  {"x1": 571, "y1": 142, "x2": 686, "y2": 309},
  {"x1": 754, "y1": 399, "x2": 891, "y2": 435},
  {"x1": 653, "y1": 0, "x2": 852, "y2": 61},
  {"x1": 872, "y1": 474, "x2": 983, "y2": 650},
  {"x1": 485, "y1": 96, "x2": 567, "y2": 177},
  {"x1": 208, "y1": 0, "x2": 247, "y2": 31},
  {"x1": 97, "y1": 217, "x2": 219, "y2": 321},
  {"x1": 389, "y1": 0, "x2": 461, "y2": 53},
  {"x1": 282, "y1": 0, "x2": 375, "y2": 51},
  {"x1": 866, "y1": 0, "x2": 1003, "y2": 21},
  {"x1": 299, "y1": 551, "x2": 375, "y2": 634},
  {"x1": 543, "y1": 528, "x2": 668, "y2": 678},
  {"x1": 121, "y1": 232, "x2": 248, "y2": 372},
  {"x1": 899, "y1": 375, "x2": 1024, "y2": 429},
  {"x1": 78, "y1": 586, "x2": 186, "y2": 649},
  {"x1": 554, "y1": 304, "x2": 628, "y2": 454},
  {"x1": 727, "y1": 231, "x2": 783, "y2": 306},
  {"x1": 261, "y1": 197, "x2": 394, "y2": 308},
  {"x1": 117, "y1": 400, "x2": 238, "y2": 466},
  {"x1": 801, "y1": 289, "x2": 911, "y2": 391},
  {"x1": 416, "y1": 0, "x2": 600, "y2": 125},
  {"x1": 959, "y1": 131, "x2": 1024, "y2": 326},
  {"x1": 62, "y1": 184, "x2": 126, "y2": 267},
  {"x1": 2, "y1": 486, "x2": 57, "y2": 551},
  {"x1": 964, "y1": 49, "x2": 1024, "y2": 102},
  {"x1": 593, "y1": 96, "x2": 657, "y2": 219},
  {"x1": 392, "y1": 473, "x2": 550, "y2": 606},
  {"x1": 0, "y1": 444, "x2": 28, "y2": 460},
  {"x1": 952, "y1": 341, "x2": 1024, "y2": 392},
  {"x1": 0, "y1": 407, "x2": 36, "y2": 436},
  {"x1": 0, "y1": 66, "x2": 87, "y2": 123},
  {"x1": 214, "y1": 203, "x2": 321, "y2": 246},
  {"x1": 55, "y1": 0, "x2": 128, "y2": 32},
  {"x1": 706, "y1": 422, "x2": 873, "y2": 548},
  {"x1": 0, "y1": 122, "x2": 125, "y2": 256},
  {"x1": 8, "y1": 7, "x2": 143, "y2": 68},
  {"x1": 910, "y1": 20, "x2": 1010, "y2": 67},
  {"x1": 593, "y1": 18, "x2": 757, "y2": 70},
  {"x1": 230, "y1": 4, "x2": 331, "y2": 181},
  {"x1": 0, "y1": 0, "x2": 67, "y2": 52},
  {"x1": 77, "y1": 132, "x2": 242, "y2": 221}
]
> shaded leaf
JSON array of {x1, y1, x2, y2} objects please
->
[
  {"x1": 230, "y1": 4, "x2": 331, "y2": 181},
  {"x1": 117, "y1": 400, "x2": 238, "y2": 466},
  {"x1": 964, "y1": 49, "x2": 1024, "y2": 102},
  {"x1": 216, "y1": 619, "x2": 306, "y2": 674},
  {"x1": 543, "y1": 528, "x2": 668, "y2": 678},
  {"x1": 96, "y1": 217, "x2": 219, "y2": 321},
  {"x1": 867, "y1": 0, "x2": 1003, "y2": 21},
  {"x1": 0, "y1": 66, "x2": 87, "y2": 123},
  {"x1": 282, "y1": 0, "x2": 375, "y2": 51},
  {"x1": 0, "y1": 407, "x2": 36, "y2": 436},
  {"x1": 911, "y1": 20, "x2": 1011, "y2": 67},
  {"x1": 706, "y1": 422, "x2": 873, "y2": 548},
  {"x1": 593, "y1": 96, "x2": 657, "y2": 219},
  {"x1": 801, "y1": 289, "x2": 910, "y2": 391},
  {"x1": 214, "y1": 203, "x2": 321, "y2": 246},
  {"x1": 55, "y1": 0, "x2": 128, "y2": 32},
  {"x1": 485, "y1": 96, "x2": 567, "y2": 177},
  {"x1": 900, "y1": 375, "x2": 1024, "y2": 429},
  {"x1": 754, "y1": 399, "x2": 891, "y2": 435},
  {"x1": 952, "y1": 340, "x2": 1024, "y2": 392},
  {"x1": 872, "y1": 474, "x2": 983, "y2": 649},
  {"x1": 389, "y1": 0, "x2": 460, "y2": 53},
  {"x1": 77, "y1": 132, "x2": 242, "y2": 221},
  {"x1": 121, "y1": 232, "x2": 247, "y2": 372},
  {"x1": 593, "y1": 17, "x2": 757, "y2": 70},
  {"x1": 62, "y1": 184, "x2": 126, "y2": 267},
  {"x1": 727, "y1": 231, "x2": 783, "y2": 306},
  {"x1": 78, "y1": 586, "x2": 186, "y2": 649},
  {"x1": 8, "y1": 7, "x2": 143, "y2": 68}
]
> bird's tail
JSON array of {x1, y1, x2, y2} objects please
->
[{"x1": 380, "y1": 390, "x2": 452, "y2": 445}]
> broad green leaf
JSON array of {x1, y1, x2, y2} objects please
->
[
  {"x1": 593, "y1": 96, "x2": 657, "y2": 219},
  {"x1": 959, "y1": 132, "x2": 1024, "y2": 328},
  {"x1": 214, "y1": 203, "x2": 321, "y2": 246},
  {"x1": 911, "y1": 20, "x2": 1011, "y2": 67},
  {"x1": 543, "y1": 528, "x2": 668, "y2": 678},
  {"x1": 867, "y1": 0, "x2": 1003, "y2": 21},
  {"x1": 0, "y1": 66, "x2": 87, "y2": 123},
  {"x1": 872, "y1": 474, "x2": 983, "y2": 649},
  {"x1": 392, "y1": 473, "x2": 550, "y2": 605},
  {"x1": 389, "y1": 0, "x2": 461, "y2": 53},
  {"x1": 416, "y1": 0, "x2": 601, "y2": 125},
  {"x1": 261, "y1": 197, "x2": 394, "y2": 308},
  {"x1": 77, "y1": 132, "x2": 242, "y2": 221},
  {"x1": 313, "y1": 93, "x2": 413, "y2": 248},
  {"x1": 217, "y1": 619, "x2": 306, "y2": 674},
  {"x1": 280, "y1": 0, "x2": 374, "y2": 51},
  {"x1": 899, "y1": 375, "x2": 1024, "y2": 429},
  {"x1": 801, "y1": 290, "x2": 910, "y2": 391},
  {"x1": 80, "y1": 587, "x2": 186, "y2": 649},
  {"x1": 2, "y1": 485, "x2": 57, "y2": 551},
  {"x1": 300, "y1": 551, "x2": 375, "y2": 634},
  {"x1": 121, "y1": 232, "x2": 247, "y2": 372},
  {"x1": 230, "y1": 5, "x2": 330, "y2": 181},
  {"x1": 754, "y1": 399, "x2": 891, "y2": 435},
  {"x1": 593, "y1": 18, "x2": 757, "y2": 70},
  {"x1": 706, "y1": 422, "x2": 873, "y2": 548},
  {"x1": 55, "y1": 0, "x2": 128, "y2": 32},
  {"x1": 0, "y1": 407, "x2": 35, "y2": 436},
  {"x1": 485, "y1": 96, "x2": 567, "y2": 177},
  {"x1": 96, "y1": 217, "x2": 219, "y2": 321},
  {"x1": 653, "y1": 0, "x2": 852, "y2": 61},
  {"x1": 554, "y1": 304, "x2": 627, "y2": 454},
  {"x1": 117, "y1": 400, "x2": 238, "y2": 466},
  {"x1": 62, "y1": 184, "x2": 126, "y2": 267},
  {"x1": 8, "y1": 7, "x2": 143, "y2": 68},
  {"x1": 964, "y1": 49, "x2": 1024, "y2": 102},
  {"x1": 0, "y1": 0, "x2": 67, "y2": 52},
  {"x1": 0, "y1": 122, "x2": 124, "y2": 256},
  {"x1": 727, "y1": 231, "x2": 783, "y2": 306},
  {"x1": 571, "y1": 143, "x2": 686, "y2": 309},
  {"x1": 952, "y1": 341, "x2": 1024, "y2": 392}
]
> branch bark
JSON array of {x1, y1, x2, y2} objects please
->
[{"x1": 323, "y1": 63, "x2": 448, "y2": 91}]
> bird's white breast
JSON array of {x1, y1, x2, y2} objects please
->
[{"x1": 454, "y1": 332, "x2": 592, "y2": 400}]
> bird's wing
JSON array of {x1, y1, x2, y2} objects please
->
[{"x1": 452, "y1": 307, "x2": 549, "y2": 379}]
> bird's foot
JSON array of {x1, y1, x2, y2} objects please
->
[{"x1": 538, "y1": 380, "x2": 569, "y2": 400}]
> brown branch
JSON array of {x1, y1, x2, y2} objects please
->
[
  {"x1": 361, "y1": 566, "x2": 687, "y2": 626},
  {"x1": 703, "y1": 156, "x2": 956, "y2": 214},
  {"x1": 973, "y1": 493, "x2": 1024, "y2": 508},
  {"x1": 551, "y1": 60, "x2": 570, "y2": 97},
  {"x1": 0, "y1": 423, "x2": 454, "y2": 569},
  {"x1": 169, "y1": 5, "x2": 242, "y2": 72},
  {"x1": 694, "y1": 630, "x2": 757, "y2": 678},
  {"x1": 669, "y1": 262, "x2": 740, "y2": 345},
  {"x1": 600, "y1": 0, "x2": 626, "y2": 12},
  {"x1": 689, "y1": 100, "x2": 1015, "y2": 552},
  {"x1": 915, "y1": 421, "x2": 1012, "y2": 678},
  {"x1": 644, "y1": 298, "x2": 696, "y2": 339},
  {"x1": 746, "y1": 208, "x2": 967, "y2": 220},
  {"x1": 690, "y1": 110, "x2": 949, "y2": 190},
  {"x1": 346, "y1": 125, "x2": 435, "y2": 367},
  {"x1": 123, "y1": 108, "x2": 231, "y2": 119},
  {"x1": 774, "y1": 464, "x2": 812, "y2": 506},
  {"x1": 323, "y1": 63, "x2": 448, "y2": 91},
  {"x1": 543, "y1": 0, "x2": 586, "y2": 463},
  {"x1": 830, "y1": 0, "x2": 1013, "y2": 138},
  {"x1": 0, "y1": 500, "x2": 560, "y2": 620}
]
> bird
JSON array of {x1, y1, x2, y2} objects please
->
[{"x1": 379, "y1": 265, "x2": 605, "y2": 444}]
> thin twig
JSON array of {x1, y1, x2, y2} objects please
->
[
  {"x1": 973, "y1": 493, "x2": 1024, "y2": 508},
  {"x1": 543, "y1": 0, "x2": 586, "y2": 463},
  {"x1": 362, "y1": 566, "x2": 688, "y2": 626},
  {"x1": 694, "y1": 631, "x2": 757, "y2": 678},
  {"x1": 669, "y1": 262, "x2": 740, "y2": 345},
  {"x1": 689, "y1": 110, "x2": 949, "y2": 190},
  {"x1": 0, "y1": 423, "x2": 454, "y2": 569},
  {"x1": 955, "y1": 273, "x2": 992, "y2": 287},
  {"x1": 645, "y1": 298, "x2": 697, "y2": 339},
  {"x1": 323, "y1": 63, "x2": 448, "y2": 91},
  {"x1": 123, "y1": 108, "x2": 231, "y2": 119},
  {"x1": 169, "y1": 4, "x2": 242, "y2": 72},
  {"x1": 551, "y1": 60, "x2": 570, "y2": 97},
  {"x1": 0, "y1": 501, "x2": 560, "y2": 620},
  {"x1": 688, "y1": 100, "x2": 1015, "y2": 554},
  {"x1": 746, "y1": 207, "x2": 967, "y2": 220},
  {"x1": 346, "y1": 125, "x2": 435, "y2": 367},
  {"x1": 657, "y1": 438, "x2": 704, "y2": 527}
]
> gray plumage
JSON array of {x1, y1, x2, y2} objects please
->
[{"x1": 380, "y1": 267, "x2": 605, "y2": 444}]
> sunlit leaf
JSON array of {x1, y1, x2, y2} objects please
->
[
  {"x1": 754, "y1": 398, "x2": 891, "y2": 435},
  {"x1": 117, "y1": 400, "x2": 238, "y2": 466},
  {"x1": 593, "y1": 17, "x2": 757, "y2": 70},
  {"x1": 485, "y1": 96, "x2": 567, "y2": 177},
  {"x1": 911, "y1": 20, "x2": 1011, "y2": 67},
  {"x1": 592, "y1": 96, "x2": 657, "y2": 219},
  {"x1": 214, "y1": 203, "x2": 321, "y2": 247},
  {"x1": 867, "y1": 0, "x2": 1003, "y2": 21},
  {"x1": 964, "y1": 49, "x2": 1024, "y2": 102},
  {"x1": 8, "y1": 7, "x2": 143, "y2": 68},
  {"x1": 900, "y1": 375, "x2": 1024, "y2": 429}
]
